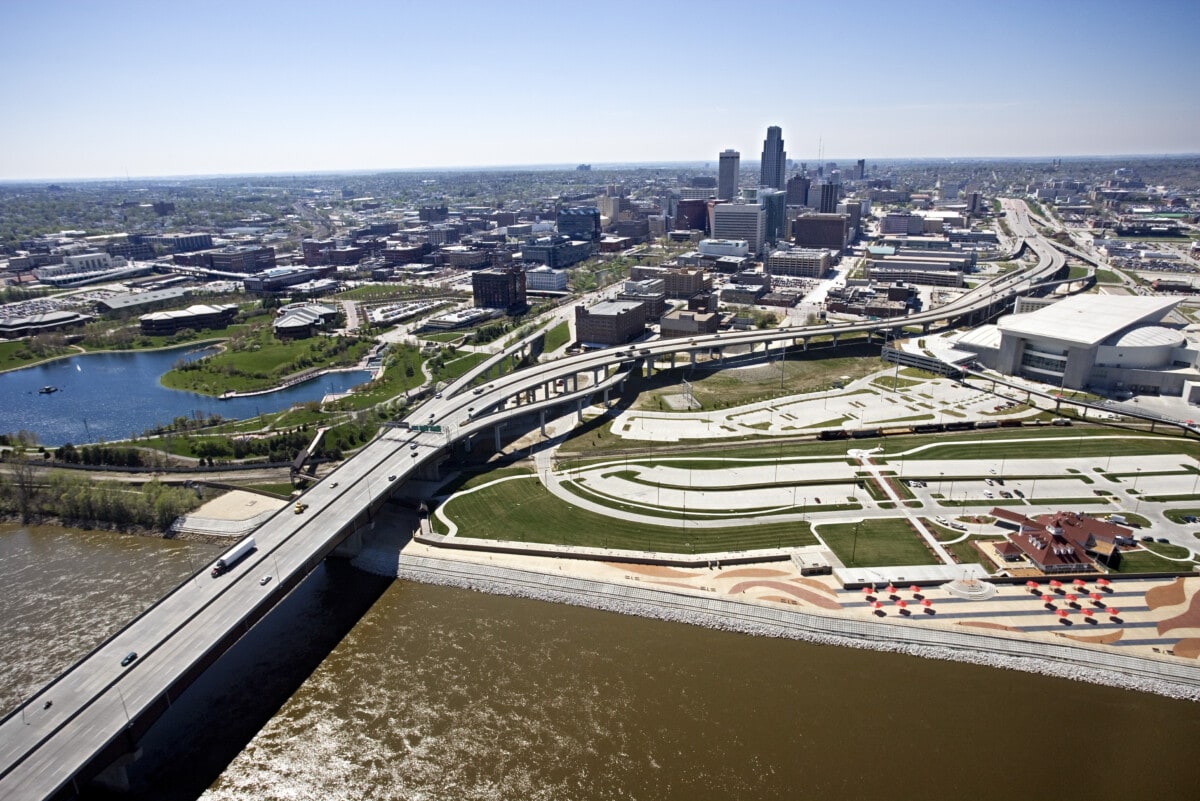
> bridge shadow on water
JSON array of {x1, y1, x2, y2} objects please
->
[{"x1": 81, "y1": 559, "x2": 394, "y2": 801}]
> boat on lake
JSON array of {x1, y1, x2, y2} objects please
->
[{"x1": 38, "y1": 386, "x2": 58, "y2": 394}]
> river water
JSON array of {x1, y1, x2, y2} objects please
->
[
  {"x1": 2, "y1": 524, "x2": 1197, "y2": 800},
  {"x1": 0, "y1": 345, "x2": 371, "y2": 446}
]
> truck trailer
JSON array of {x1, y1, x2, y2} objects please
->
[{"x1": 210, "y1": 536, "x2": 257, "y2": 578}]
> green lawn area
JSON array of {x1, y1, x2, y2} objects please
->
[
  {"x1": 432, "y1": 351, "x2": 489, "y2": 383},
  {"x1": 434, "y1": 474, "x2": 817, "y2": 553},
  {"x1": 1113, "y1": 549, "x2": 1194, "y2": 574},
  {"x1": 419, "y1": 331, "x2": 467, "y2": 343},
  {"x1": 816, "y1": 518, "x2": 940, "y2": 568},
  {"x1": 0, "y1": 340, "x2": 75, "y2": 371},
  {"x1": 1140, "y1": 541, "x2": 1193, "y2": 559},
  {"x1": 634, "y1": 348, "x2": 885, "y2": 413},
  {"x1": 943, "y1": 537, "x2": 1002, "y2": 570},
  {"x1": 1067, "y1": 265, "x2": 1090, "y2": 280},
  {"x1": 161, "y1": 326, "x2": 372, "y2": 395},
  {"x1": 1094, "y1": 268, "x2": 1124, "y2": 285},
  {"x1": 544, "y1": 321, "x2": 571, "y2": 352}
]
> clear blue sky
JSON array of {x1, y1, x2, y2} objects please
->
[{"x1": 1, "y1": 0, "x2": 1197, "y2": 180}]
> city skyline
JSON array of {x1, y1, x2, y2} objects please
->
[{"x1": 1, "y1": 0, "x2": 1198, "y2": 181}]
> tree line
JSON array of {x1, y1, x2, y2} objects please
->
[{"x1": 0, "y1": 468, "x2": 202, "y2": 530}]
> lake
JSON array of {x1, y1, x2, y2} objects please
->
[{"x1": 0, "y1": 345, "x2": 372, "y2": 445}]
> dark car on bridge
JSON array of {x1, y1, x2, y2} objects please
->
[{"x1": 120, "y1": 652, "x2": 138, "y2": 667}]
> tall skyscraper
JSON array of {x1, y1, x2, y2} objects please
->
[
  {"x1": 786, "y1": 174, "x2": 811, "y2": 206},
  {"x1": 718, "y1": 149, "x2": 740, "y2": 200},
  {"x1": 855, "y1": 158, "x2": 866, "y2": 180},
  {"x1": 760, "y1": 126, "x2": 786, "y2": 190}
]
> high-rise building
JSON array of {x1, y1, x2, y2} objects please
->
[
  {"x1": 557, "y1": 207, "x2": 601, "y2": 241},
  {"x1": 855, "y1": 159, "x2": 866, "y2": 180},
  {"x1": 786, "y1": 174, "x2": 811, "y2": 206},
  {"x1": 718, "y1": 149, "x2": 740, "y2": 201},
  {"x1": 760, "y1": 126, "x2": 786, "y2": 190},
  {"x1": 793, "y1": 213, "x2": 849, "y2": 251},
  {"x1": 472, "y1": 267, "x2": 527, "y2": 314},
  {"x1": 813, "y1": 181, "x2": 840, "y2": 214},
  {"x1": 711, "y1": 201, "x2": 767, "y2": 257},
  {"x1": 758, "y1": 188, "x2": 787, "y2": 245}
]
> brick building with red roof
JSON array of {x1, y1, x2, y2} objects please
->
[{"x1": 990, "y1": 508, "x2": 1130, "y2": 574}]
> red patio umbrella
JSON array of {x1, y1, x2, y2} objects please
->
[
  {"x1": 1049, "y1": 579, "x2": 1063, "y2": 588},
  {"x1": 1025, "y1": 580, "x2": 1040, "y2": 590},
  {"x1": 1081, "y1": 608, "x2": 1094, "y2": 618},
  {"x1": 1072, "y1": 579, "x2": 1087, "y2": 588},
  {"x1": 895, "y1": 599, "x2": 908, "y2": 608},
  {"x1": 861, "y1": 586, "x2": 873, "y2": 595},
  {"x1": 1096, "y1": 578, "x2": 1111, "y2": 587},
  {"x1": 885, "y1": 584, "x2": 897, "y2": 595},
  {"x1": 921, "y1": 599, "x2": 933, "y2": 607},
  {"x1": 1090, "y1": 592, "x2": 1104, "y2": 602},
  {"x1": 909, "y1": 584, "x2": 921, "y2": 594},
  {"x1": 1107, "y1": 608, "x2": 1119, "y2": 616},
  {"x1": 1065, "y1": 594, "x2": 1078, "y2": 603},
  {"x1": 871, "y1": 601, "x2": 883, "y2": 609},
  {"x1": 1041, "y1": 594, "x2": 1054, "y2": 604},
  {"x1": 1057, "y1": 609, "x2": 1070, "y2": 618}
]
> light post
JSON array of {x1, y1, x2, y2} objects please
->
[{"x1": 851, "y1": 518, "x2": 862, "y2": 566}]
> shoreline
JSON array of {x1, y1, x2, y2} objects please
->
[
  {"x1": 353, "y1": 546, "x2": 1200, "y2": 703},
  {"x1": 0, "y1": 338, "x2": 229, "y2": 376}
]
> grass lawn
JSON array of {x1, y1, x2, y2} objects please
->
[
  {"x1": 0, "y1": 340, "x2": 77, "y2": 371},
  {"x1": 161, "y1": 326, "x2": 371, "y2": 395},
  {"x1": 633, "y1": 347, "x2": 886, "y2": 413},
  {"x1": 434, "y1": 474, "x2": 817, "y2": 553},
  {"x1": 944, "y1": 537, "x2": 1001, "y2": 569},
  {"x1": 544, "y1": 321, "x2": 571, "y2": 352},
  {"x1": 433, "y1": 351, "x2": 489, "y2": 383},
  {"x1": 1140, "y1": 541, "x2": 1193, "y2": 559},
  {"x1": 816, "y1": 518, "x2": 940, "y2": 568},
  {"x1": 1113, "y1": 549, "x2": 1194, "y2": 574},
  {"x1": 419, "y1": 331, "x2": 467, "y2": 344},
  {"x1": 1163, "y1": 508, "x2": 1200, "y2": 524},
  {"x1": 1094, "y1": 268, "x2": 1124, "y2": 285},
  {"x1": 1067, "y1": 265, "x2": 1090, "y2": 280}
]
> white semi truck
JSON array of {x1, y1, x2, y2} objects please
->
[{"x1": 210, "y1": 536, "x2": 257, "y2": 578}]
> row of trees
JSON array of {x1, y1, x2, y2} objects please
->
[
  {"x1": 0, "y1": 468, "x2": 202, "y2": 529},
  {"x1": 55, "y1": 443, "x2": 147, "y2": 467}
]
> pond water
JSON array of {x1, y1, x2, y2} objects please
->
[{"x1": 0, "y1": 345, "x2": 371, "y2": 445}]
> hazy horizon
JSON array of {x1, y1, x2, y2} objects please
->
[{"x1": 2, "y1": 0, "x2": 1198, "y2": 181}]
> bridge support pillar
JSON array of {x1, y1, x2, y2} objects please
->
[
  {"x1": 690, "y1": 350, "x2": 696, "y2": 365},
  {"x1": 494, "y1": 425, "x2": 503, "y2": 452},
  {"x1": 671, "y1": 352, "x2": 677, "y2": 368},
  {"x1": 576, "y1": 398, "x2": 584, "y2": 422},
  {"x1": 802, "y1": 337, "x2": 808, "y2": 351},
  {"x1": 592, "y1": 367, "x2": 601, "y2": 385},
  {"x1": 572, "y1": 374, "x2": 579, "y2": 392},
  {"x1": 603, "y1": 386, "x2": 610, "y2": 407},
  {"x1": 93, "y1": 747, "x2": 144, "y2": 794},
  {"x1": 832, "y1": 334, "x2": 839, "y2": 347},
  {"x1": 644, "y1": 360, "x2": 652, "y2": 379},
  {"x1": 923, "y1": 323, "x2": 930, "y2": 335},
  {"x1": 540, "y1": 409, "x2": 547, "y2": 436},
  {"x1": 719, "y1": 348, "x2": 725, "y2": 365}
]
